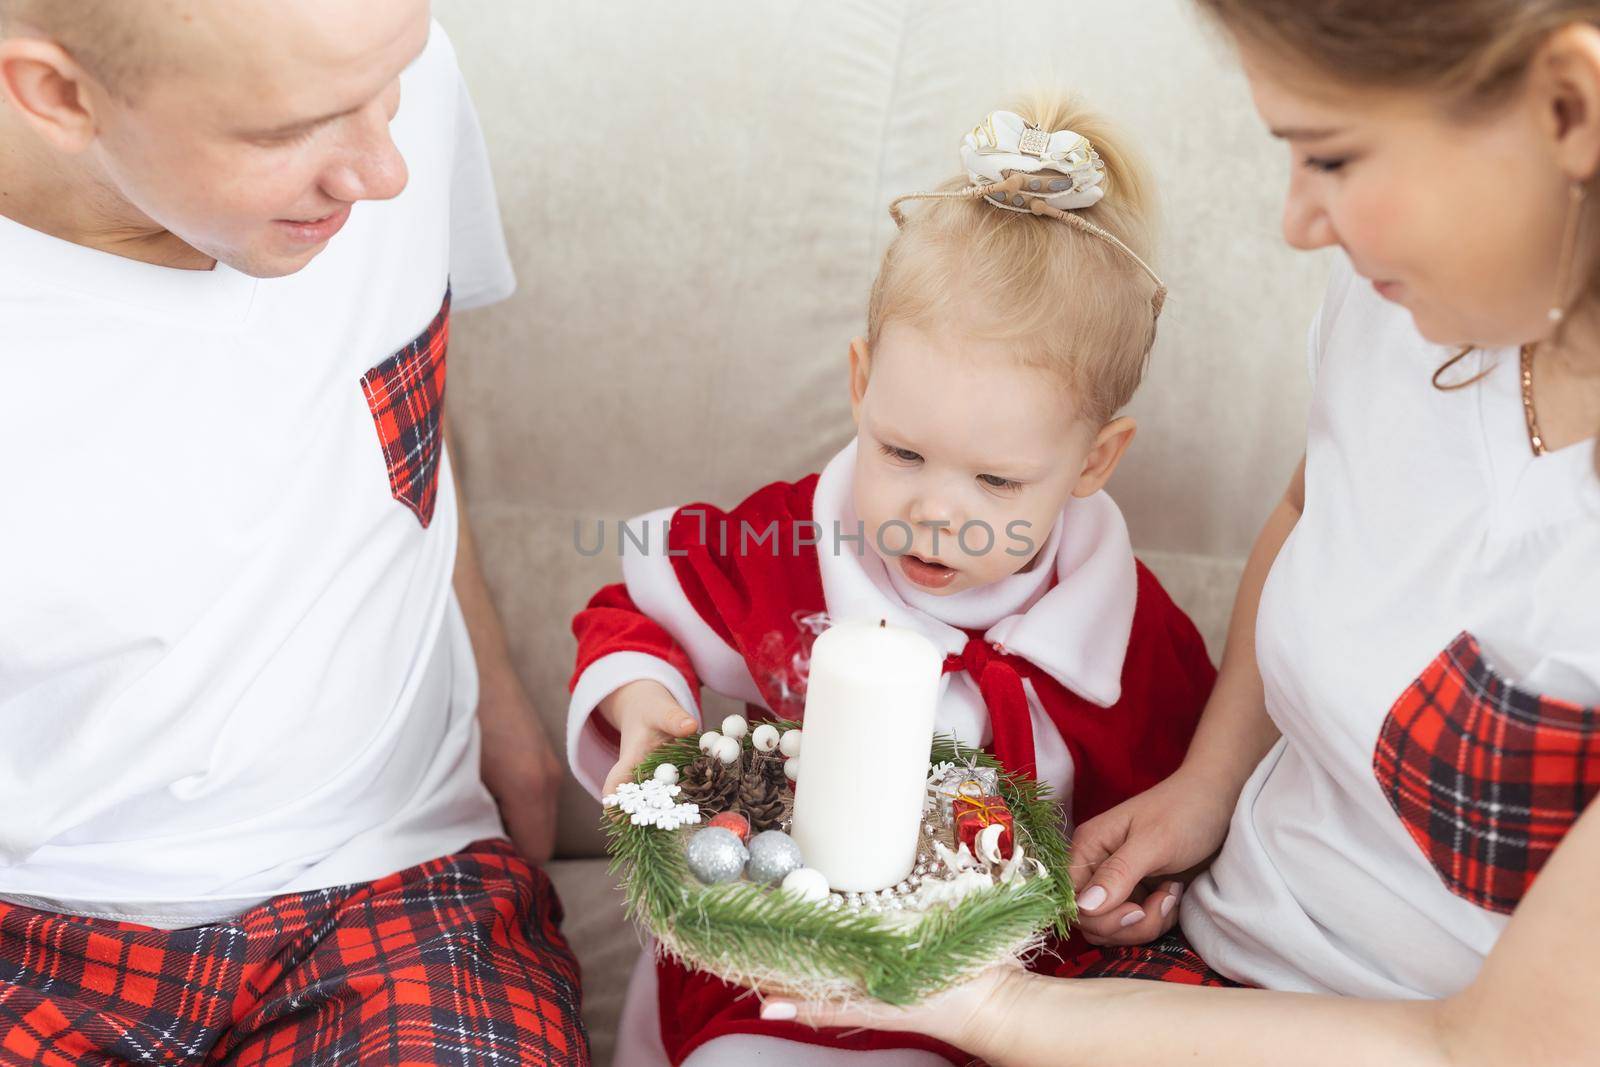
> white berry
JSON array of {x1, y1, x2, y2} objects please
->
[
  {"x1": 698, "y1": 730, "x2": 722, "y2": 754},
  {"x1": 781, "y1": 867, "x2": 830, "y2": 903},
  {"x1": 653, "y1": 762, "x2": 680, "y2": 786},
  {"x1": 779, "y1": 729, "x2": 803, "y2": 758},
  {"x1": 713, "y1": 735, "x2": 742, "y2": 765},
  {"x1": 751, "y1": 723, "x2": 781, "y2": 752},
  {"x1": 720, "y1": 714, "x2": 748, "y2": 740},
  {"x1": 784, "y1": 756, "x2": 800, "y2": 782}
]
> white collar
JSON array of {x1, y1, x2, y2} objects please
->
[{"x1": 812, "y1": 438, "x2": 1137, "y2": 707}]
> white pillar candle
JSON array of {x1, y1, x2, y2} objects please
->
[{"x1": 789, "y1": 618, "x2": 941, "y2": 892}]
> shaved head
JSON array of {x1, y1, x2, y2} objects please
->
[{"x1": 0, "y1": 0, "x2": 158, "y2": 92}]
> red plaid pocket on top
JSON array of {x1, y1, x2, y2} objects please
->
[
  {"x1": 360, "y1": 287, "x2": 451, "y2": 527},
  {"x1": 1373, "y1": 631, "x2": 1600, "y2": 914}
]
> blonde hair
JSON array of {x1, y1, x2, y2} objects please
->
[{"x1": 866, "y1": 93, "x2": 1162, "y2": 425}]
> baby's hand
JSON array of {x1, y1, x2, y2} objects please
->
[
  {"x1": 598, "y1": 679, "x2": 699, "y2": 797},
  {"x1": 1069, "y1": 767, "x2": 1235, "y2": 947}
]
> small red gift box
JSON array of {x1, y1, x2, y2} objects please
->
[{"x1": 952, "y1": 794, "x2": 1014, "y2": 857}]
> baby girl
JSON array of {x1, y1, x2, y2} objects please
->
[{"x1": 566, "y1": 94, "x2": 1216, "y2": 1067}]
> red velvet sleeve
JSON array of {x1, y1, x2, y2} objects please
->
[
  {"x1": 658, "y1": 475, "x2": 827, "y2": 717},
  {"x1": 568, "y1": 581, "x2": 703, "y2": 704}
]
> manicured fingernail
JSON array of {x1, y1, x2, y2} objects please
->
[
  {"x1": 1160, "y1": 894, "x2": 1176, "y2": 918},
  {"x1": 760, "y1": 1001, "x2": 797, "y2": 1021},
  {"x1": 1120, "y1": 909, "x2": 1146, "y2": 928},
  {"x1": 1079, "y1": 885, "x2": 1107, "y2": 912}
]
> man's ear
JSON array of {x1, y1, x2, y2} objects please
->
[
  {"x1": 1532, "y1": 22, "x2": 1600, "y2": 183},
  {"x1": 1072, "y1": 416, "x2": 1136, "y2": 498},
  {"x1": 848, "y1": 336, "x2": 871, "y2": 425},
  {"x1": 0, "y1": 38, "x2": 101, "y2": 153}
]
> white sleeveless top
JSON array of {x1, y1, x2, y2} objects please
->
[{"x1": 1182, "y1": 254, "x2": 1600, "y2": 997}]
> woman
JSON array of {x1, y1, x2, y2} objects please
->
[{"x1": 760, "y1": 2, "x2": 1600, "y2": 1062}]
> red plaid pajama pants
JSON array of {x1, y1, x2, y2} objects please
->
[
  {"x1": 1056, "y1": 929, "x2": 1247, "y2": 987},
  {"x1": 0, "y1": 839, "x2": 587, "y2": 1066}
]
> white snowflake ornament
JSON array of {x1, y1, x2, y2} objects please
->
[{"x1": 602, "y1": 779, "x2": 703, "y2": 831}]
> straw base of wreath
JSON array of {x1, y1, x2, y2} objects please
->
[{"x1": 652, "y1": 913, "x2": 1051, "y2": 1005}]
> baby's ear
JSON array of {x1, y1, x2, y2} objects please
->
[
  {"x1": 848, "y1": 337, "x2": 871, "y2": 423},
  {"x1": 1072, "y1": 417, "x2": 1137, "y2": 497}
]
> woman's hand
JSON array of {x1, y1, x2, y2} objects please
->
[
  {"x1": 1070, "y1": 767, "x2": 1236, "y2": 946},
  {"x1": 599, "y1": 679, "x2": 699, "y2": 796},
  {"x1": 758, "y1": 963, "x2": 1027, "y2": 1052}
]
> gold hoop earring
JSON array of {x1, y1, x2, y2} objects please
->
[{"x1": 1548, "y1": 182, "x2": 1587, "y2": 326}]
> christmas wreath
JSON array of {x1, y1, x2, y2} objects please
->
[{"x1": 604, "y1": 715, "x2": 1077, "y2": 1006}]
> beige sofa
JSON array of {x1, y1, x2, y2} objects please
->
[{"x1": 434, "y1": 1, "x2": 1328, "y2": 1060}]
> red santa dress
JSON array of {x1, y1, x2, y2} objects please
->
[{"x1": 567, "y1": 439, "x2": 1215, "y2": 1066}]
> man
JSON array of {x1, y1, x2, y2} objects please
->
[{"x1": 0, "y1": 1, "x2": 583, "y2": 1063}]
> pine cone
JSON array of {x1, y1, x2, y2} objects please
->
[
  {"x1": 739, "y1": 768, "x2": 787, "y2": 833},
  {"x1": 678, "y1": 754, "x2": 738, "y2": 812},
  {"x1": 749, "y1": 750, "x2": 787, "y2": 787}
]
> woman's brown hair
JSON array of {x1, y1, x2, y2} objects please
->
[{"x1": 1195, "y1": 0, "x2": 1600, "y2": 470}]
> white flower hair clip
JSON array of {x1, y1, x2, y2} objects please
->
[
  {"x1": 888, "y1": 110, "x2": 1167, "y2": 319},
  {"x1": 962, "y1": 110, "x2": 1107, "y2": 213}
]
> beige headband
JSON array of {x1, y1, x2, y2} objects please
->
[{"x1": 888, "y1": 168, "x2": 1169, "y2": 321}]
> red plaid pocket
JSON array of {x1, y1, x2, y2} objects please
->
[
  {"x1": 360, "y1": 287, "x2": 451, "y2": 527},
  {"x1": 1373, "y1": 631, "x2": 1600, "y2": 914}
]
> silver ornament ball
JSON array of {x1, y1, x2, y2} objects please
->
[
  {"x1": 685, "y1": 827, "x2": 748, "y2": 884},
  {"x1": 745, "y1": 830, "x2": 804, "y2": 884}
]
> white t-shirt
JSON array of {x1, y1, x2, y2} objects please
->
[
  {"x1": 0, "y1": 23, "x2": 512, "y2": 928},
  {"x1": 1183, "y1": 254, "x2": 1600, "y2": 996}
]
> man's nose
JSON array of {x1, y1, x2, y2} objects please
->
[{"x1": 320, "y1": 102, "x2": 410, "y2": 205}]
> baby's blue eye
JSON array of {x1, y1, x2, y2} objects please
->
[
  {"x1": 979, "y1": 474, "x2": 1022, "y2": 491},
  {"x1": 880, "y1": 444, "x2": 922, "y2": 463}
]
